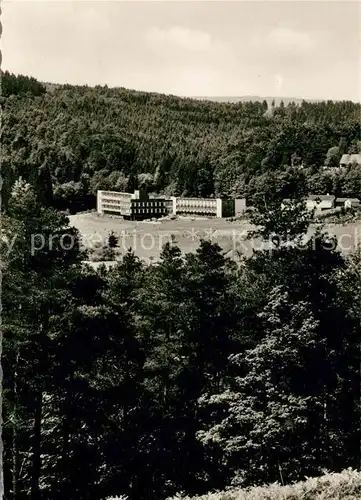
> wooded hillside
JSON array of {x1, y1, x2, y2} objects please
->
[{"x1": 2, "y1": 71, "x2": 361, "y2": 212}]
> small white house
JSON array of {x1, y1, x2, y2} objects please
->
[
  {"x1": 340, "y1": 154, "x2": 361, "y2": 168},
  {"x1": 335, "y1": 197, "x2": 360, "y2": 210},
  {"x1": 306, "y1": 195, "x2": 335, "y2": 212}
]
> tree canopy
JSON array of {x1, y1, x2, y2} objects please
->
[{"x1": 2, "y1": 71, "x2": 361, "y2": 212}]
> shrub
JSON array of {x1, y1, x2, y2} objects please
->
[{"x1": 163, "y1": 469, "x2": 361, "y2": 500}]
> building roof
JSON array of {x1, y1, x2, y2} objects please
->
[
  {"x1": 340, "y1": 153, "x2": 361, "y2": 165},
  {"x1": 308, "y1": 195, "x2": 335, "y2": 201},
  {"x1": 340, "y1": 154, "x2": 350, "y2": 164},
  {"x1": 336, "y1": 197, "x2": 360, "y2": 203},
  {"x1": 350, "y1": 154, "x2": 361, "y2": 164}
]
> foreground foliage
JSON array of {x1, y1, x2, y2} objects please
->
[
  {"x1": 164, "y1": 469, "x2": 361, "y2": 500},
  {"x1": 1, "y1": 182, "x2": 360, "y2": 498}
]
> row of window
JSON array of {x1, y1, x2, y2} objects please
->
[
  {"x1": 102, "y1": 199, "x2": 131, "y2": 205},
  {"x1": 100, "y1": 192, "x2": 131, "y2": 199},
  {"x1": 132, "y1": 208, "x2": 167, "y2": 214},
  {"x1": 178, "y1": 207, "x2": 217, "y2": 212},
  {"x1": 102, "y1": 199, "x2": 219, "y2": 209},
  {"x1": 132, "y1": 201, "x2": 165, "y2": 207},
  {"x1": 102, "y1": 200, "x2": 167, "y2": 208},
  {"x1": 176, "y1": 199, "x2": 217, "y2": 207},
  {"x1": 102, "y1": 203, "x2": 123, "y2": 210}
]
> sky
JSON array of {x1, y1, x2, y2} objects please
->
[{"x1": 2, "y1": 0, "x2": 361, "y2": 101}]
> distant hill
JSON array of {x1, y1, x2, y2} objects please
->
[
  {"x1": 41, "y1": 80, "x2": 346, "y2": 106},
  {"x1": 40, "y1": 81, "x2": 334, "y2": 106},
  {"x1": 192, "y1": 96, "x2": 327, "y2": 105}
]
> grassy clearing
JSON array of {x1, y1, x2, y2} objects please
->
[
  {"x1": 69, "y1": 213, "x2": 361, "y2": 262},
  {"x1": 69, "y1": 213, "x2": 245, "y2": 261},
  {"x1": 106, "y1": 469, "x2": 361, "y2": 500}
]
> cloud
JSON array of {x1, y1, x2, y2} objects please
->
[
  {"x1": 250, "y1": 27, "x2": 321, "y2": 61},
  {"x1": 267, "y1": 27, "x2": 315, "y2": 54},
  {"x1": 144, "y1": 25, "x2": 233, "y2": 62},
  {"x1": 141, "y1": 25, "x2": 237, "y2": 95},
  {"x1": 146, "y1": 25, "x2": 212, "y2": 52}
]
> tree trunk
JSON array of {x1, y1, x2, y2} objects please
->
[
  {"x1": 31, "y1": 391, "x2": 42, "y2": 500},
  {"x1": 61, "y1": 384, "x2": 73, "y2": 496},
  {"x1": 11, "y1": 348, "x2": 19, "y2": 500}
]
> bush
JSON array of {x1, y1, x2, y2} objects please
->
[
  {"x1": 88, "y1": 243, "x2": 120, "y2": 262},
  {"x1": 163, "y1": 469, "x2": 361, "y2": 500},
  {"x1": 108, "y1": 231, "x2": 119, "y2": 248}
]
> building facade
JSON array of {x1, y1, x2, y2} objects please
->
[
  {"x1": 130, "y1": 198, "x2": 170, "y2": 219},
  {"x1": 335, "y1": 197, "x2": 360, "y2": 210},
  {"x1": 172, "y1": 197, "x2": 246, "y2": 218},
  {"x1": 306, "y1": 195, "x2": 335, "y2": 212},
  {"x1": 97, "y1": 190, "x2": 246, "y2": 219},
  {"x1": 97, "y1": 190, "x2": 134, "y2": 216},
  {"x1": 97, "y1": 189, "x2": 169, "y2": 219},
  {"x1": 173, "y1": 197, "x2": 220, "y2": 217},
  {"x1": 340, "y1": 154, "x2": 361, "y2": 168},
  {"x1": 235, "y1": 198, "x2": 247, "y2": 216}
]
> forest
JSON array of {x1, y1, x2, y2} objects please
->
[
  {"x1": 1, "y1": 71, "x2": 361, "y2": 213},
  {"x1": 1, "y1": 71, "x2": 361, "y2": 499},
  {"x1": 1, "y1": 178, "x2": 360, "y2": 499}
]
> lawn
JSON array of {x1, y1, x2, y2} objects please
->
[{"x1": 69, "y1": 213, "x2": 361, "y2": 264}]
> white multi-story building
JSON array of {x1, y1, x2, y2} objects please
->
[
  {"x1": 97, "y1": 190, "x2": 135, "y2": 216},
  {"x1": 97, "y1": 190, "x2": 247, "y2": 219}
]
